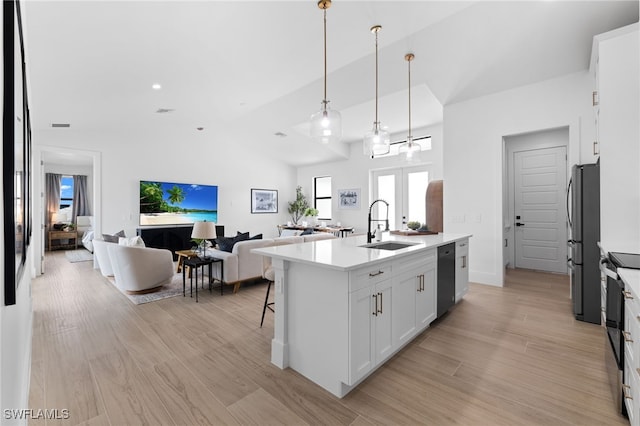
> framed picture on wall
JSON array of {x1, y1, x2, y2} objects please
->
[
  {"x1": 3, "y1": 0, "x2": 31, "y2": 306},
  {"x1": 251, "y1": 189, "x2": 278, "y2": 214},
  {"x1": 338, "y1": 188, "x2": 360, "y2": 210}
]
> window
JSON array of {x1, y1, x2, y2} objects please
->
[
  {"x1": 60, "y1": 175, "x2": 74, "y2": 210},
  {"x1": 375, "y1": 135, "x2": 432, "y2": 158},
  {"x1": 314, "y1": 176, "x2": 332, "y2": 220}
]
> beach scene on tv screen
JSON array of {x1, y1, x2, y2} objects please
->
[{"x1": 140, "y1": 181, "x2": 218, "y2": 226}]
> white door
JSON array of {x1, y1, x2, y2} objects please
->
[
  {"x1": 372, "y1": 166, "x2": 430, "y2": 231},
  {"x1": 514, "y1": 147, "x2": 568, "y2": 273}
]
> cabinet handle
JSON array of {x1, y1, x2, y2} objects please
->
[
  {"x1": 592, "y1": 91, "x2": 599, "y2": 106},
  {"x1": 624, "y1": 290, "x2": 634, "y2": 300},
  {"x1": 462, "y1": 255, "x2": 467, "y2": 269},
  {"x1": 623, "y1": 330, "x2": 633, "y2": 343},
  {"x1": 372, "y1": 294, "x2": 378, "y2": 316},
  {"x1": 593, "y1": 141, "x2": 599, "y2": 156},
  {"x1": 636, "y1": 315, "x2": 640, "y2": 322},
  {"x1": 378, "y1": 292, "x2": 383, "y2": 314},
  {"x1": 421, "y1": 274, "x2": 425, "y2": 292},
  {"x1": 623, "y1": 384, "x2": 633, "y2": 400},
  {"x1": 459, "y1": 243, "x2": 466, "y2": 247},
  {"x1": 417, "y1": 275, "x2": 421, "y2": 292},
  {"x1": 369, "y1": 270, "x2": 384, "y2": 277}
]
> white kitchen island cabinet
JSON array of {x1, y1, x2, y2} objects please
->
[{"x1": 253, "y1": 233, "x2": 471, "y2": 398}]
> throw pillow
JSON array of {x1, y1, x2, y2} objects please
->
[
  {"x1": 301, "y1": 228, "x2": 314, "y2": 235},
  {"x1": 118, "y1": 236, "x2": 146, "y2": 247},
  {"x1": 216, "y1": 236, "x2": 236, "y2": 253},
  {"x1": 102, "y1": 230, "x2": 125, "y2": 243},
  {"x1": 249, "y1": 233, "x2": 263, "y2": 240}
]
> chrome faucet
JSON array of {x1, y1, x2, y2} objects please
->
[{"x1": 367, "y1": 199, "x2": 390, "y2": 243}]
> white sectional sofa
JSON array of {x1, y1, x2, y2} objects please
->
[{"x1": 208, "y1": 233, "x2": 337, "y2": 293}]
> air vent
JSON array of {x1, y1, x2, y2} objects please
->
[
  {"x1": 51, "y1": 123, "x2": 70, "y2": 128},
  {"x1": 156, "y1": 108, "x2": 174, "y2": 114}
]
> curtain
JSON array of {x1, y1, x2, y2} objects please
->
[
  {"x1": 72, "y1": 175, "x2": 90, "y2": 223},
  {"x1": 45, "y1": 173, "x2": 62, "y2": 248}
]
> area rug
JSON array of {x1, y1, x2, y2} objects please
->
[
  {"x1": 65, "y1": 249, "x2": 94, "y2": 263},
  {"x1": 106, "y1": 273, "x2": 186, "y2": 305}
]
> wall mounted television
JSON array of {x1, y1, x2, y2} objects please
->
[{"x1": 139, "y1": 180, "x2": 218, "y2": 226}]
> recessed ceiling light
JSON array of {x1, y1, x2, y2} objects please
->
[
  {"x1": 152, "y1": 83, "x2": 162, "y2": 90},
  {"x1": 274, "y1": 132, "x2": 287, "y2": 137},
  {"x1": 156, "y1": 108, "x2": 174, "y2": 114},
  {"x1": 197, "y1": 127, "x2": 204, "y2": 131}
]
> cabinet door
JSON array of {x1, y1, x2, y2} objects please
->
[
  {"x1": 348, "y1": 286, "x2": 374, "y2": 385},
  {"x1": 455, "y1": 240, "x2": 469, "y2": 303},
  {"x1": 416, "y1": 263, "x2": 437, "y2": 329},
  {"x1": 374, "y1": 279, "x2": 394, "y2": 363},
  {"x1": 392, "y1": 269, "x2": 419, "y2": 347}
]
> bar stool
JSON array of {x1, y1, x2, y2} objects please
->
[{"x1": 260, "y1": 264, "x2": 276, "y2": 327}]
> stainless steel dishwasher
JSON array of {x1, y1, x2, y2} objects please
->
[{"x1": 437, "y1": 243, "x2": 456, "y2": 317}]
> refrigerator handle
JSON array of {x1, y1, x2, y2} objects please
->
[{"x1": 566, "y1": 177, "x2": 573, "y2": 229}]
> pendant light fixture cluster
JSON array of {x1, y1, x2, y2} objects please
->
[
  {"x1": 363, "y1": 25, "x2": 390, "y2": 158},
  {"x1": 310, "y1": 0, "x2": 342, "y2": 144},
  {"x1": 399, "y1": 53, "x2": 421, "y2": 161},
  {"x1": 309, "y1": 1, "x2": 420, "y2": 162}
]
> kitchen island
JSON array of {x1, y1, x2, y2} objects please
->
[{"x1": 253, "y1": 232, "x2": 471, "y2": 398}]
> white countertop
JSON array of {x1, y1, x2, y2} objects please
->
[{"x1": 253, "y1": 233, "x2": 472, "y2": 272}]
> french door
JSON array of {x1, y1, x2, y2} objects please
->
[{"x1": 371, "y1": 166, "x2": 430, "y2": 231}]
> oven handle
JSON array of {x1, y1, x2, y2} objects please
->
[{"x1": 600, "y1": 257, "x2": 619, "y2": 280}]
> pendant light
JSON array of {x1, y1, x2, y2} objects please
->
[
  {"x1": 310, "y1": 0, "x2": 341, "y2": 144},
  {"x1": 363, "y1": 25, "x2": 390, "y2": 158},
  {"x1": 399, "y1": 53, "x2": 421, "y2": 161}
]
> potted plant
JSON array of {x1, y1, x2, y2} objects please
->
[
  {"x1": 407, "y1": 221, "x2": 422, "y2": 231},
  {"x1": 288, "y1": 186, "x2": 310, "y2": 225},
  {"x1": 304, "y1": 207, "x2": 319, "y2": 225}
]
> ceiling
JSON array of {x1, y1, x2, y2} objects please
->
[{"x1": 24, "y1": 1, "x2": 639, "y2": 167}]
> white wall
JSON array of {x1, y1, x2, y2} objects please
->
[
  {"x1": 1, "y1": 252, "x2": 34, "y2": 426},
  {"x1": 32, "y1": 125, "x2": 297, "y2": 241},
  {"x1": 295, "y1": 124, "x2": 444, "y2": 233},
  {"x1": 444, "y1": 71, "x2": 592, "y2": 286}
]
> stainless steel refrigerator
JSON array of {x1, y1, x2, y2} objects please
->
[{"x1": 567, "y1": 162, "x2": 601, "y2": 324}]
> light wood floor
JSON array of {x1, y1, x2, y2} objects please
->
[{"x1": 29, "y1": 252, "x2": 628, "y2": 425}]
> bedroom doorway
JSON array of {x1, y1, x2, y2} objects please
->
[{"x1": 36, "y1": 146, "x2": 101, "y2": 274}]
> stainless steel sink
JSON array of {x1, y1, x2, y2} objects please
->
[{"x1": 360, "y1": 241, "x2": 418, "y2": 251}]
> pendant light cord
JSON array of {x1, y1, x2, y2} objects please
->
[
  {"x1": 323, "y1": 8, "x2": 327, "y2": 104},
  {"x1": 375, "y1": 29, "x2": 379, "y2": 125},
  {"x1": 407, "y1": 54, "x2": 413, "y2": 140}
]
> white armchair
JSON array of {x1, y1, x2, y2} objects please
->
[
  {"x1": 106, "y1": 244, "x2": 174, "y2": 294},
  {"x1": 93, "y1": 239, "x2": 114, "y2": 277}
]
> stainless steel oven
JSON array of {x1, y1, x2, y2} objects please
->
[{"x1": 601, "y1": 251, "x2": 640, "y2": 416}]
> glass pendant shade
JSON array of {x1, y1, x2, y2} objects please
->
[
  {"x1": 310, "y1": 103, "x2": 342, "y2": 144},
  {"x1": 363, "y1": 123, "x2": 390, "y2": 157},
  {"x1": 399, "y1": 135, "x2": 421, "y2": 161}
]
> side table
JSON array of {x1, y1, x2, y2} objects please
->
[
  {"x1": 48, "y1": 230, "x2": 78, "y2": 251},
  {"x1": 182, "y1": 256, "x2": 224, "y2": 302}
]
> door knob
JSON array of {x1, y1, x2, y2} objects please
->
[{"x1": 515, "y1": 222, "x2": 525, "y2": 227}]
